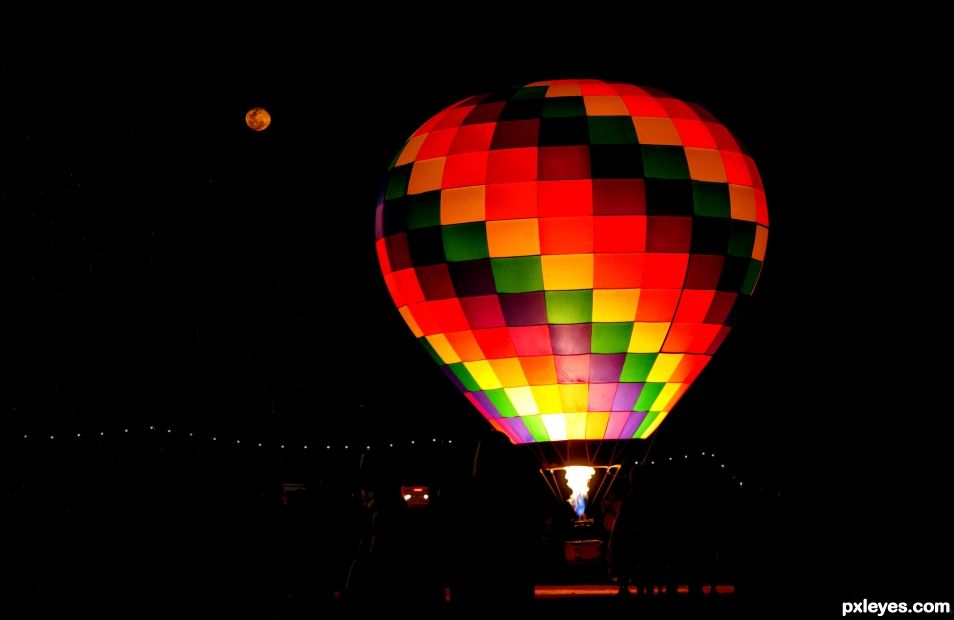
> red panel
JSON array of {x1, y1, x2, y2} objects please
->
[
  {"x1": 417, "y1": 128, "x2": 457, "y2": 159},
  {"x1": 593, "y1": 253, "x2": 645, "y2": 288},
  {"x1": 621, "y1": 95, "x2": 668, "y2": 117},
  {"x1": 672, "y1": 119, "x2": 717, "y2": 148},
  {"x1": 669, "y1": 355, "x2": 711, "y2": 382},
  {"x1": 658, "y1": 97, "x2": 699, "y2": 119},
  {"x1": 416, "y1": 263, "x2": 457, "y2": 300},
  {"x1": 539, "y1": 217, "x2": 593, "y2": 254},
  {"x1": 663, "y1": 323, "x2": 721, "y2": 353},
  {"x1": 593, "y1": 179, "x2": 646, "y2": 215},
  {"x1": 706, "y1": 326, "x2": 732, "y2": 355},
  {"x1": 509, "y1": 325, "x2": 553, "y2": 356},
  {"x1": 673, "y1": 289, "x2": 716, "y2": 323},
  {"x1": 486, "y1": 181, "x2": 537, "y2": 220},
  {"x1": 375, "y1": 237, "x2": 391, "y2": 274},
  {"x1": 407, "y1": 301, "x2": 441, "y2": 335},
  {"x1": 641, "y1": 254, "x2": 689, "y2": 288},
  {"x1": 486, "y1": 148, "x2": 538, "y2": 184},
  {"x1": 442, "y1": 151, "x2": 489, "y2": 188},
  {"x1": 392, "y1": 269, "x2": 425, "y2": 305},
  {"x1": 447, "y1": 123, "x2": 495, "y2": 155},
  {"x1": 472, "y1": 327, "x2": 517, "y2": 359},
  {"x1": 539, "y1": 146, "x2": 590, "y2": 180},
  {"x1": 707, "y1": 123, "x2": 740, "y2": 152},
  {"x1": 754, "y1": 189, "x2": 769, "y2": 225},
  {"x1": 459, "y1": 295, "x2": 506, "y2": 328},
  {"x1": 433, "y1": 106, "x2": 475, "y2": 130},
  {"x1": 429, "y1": 298, "x2": 471, "y2": 332},
  {"x1": 722, "y1": 151, "x2": 753, "y2": 186},
  {"x1": 593, "y1": 216, "x2": 646, "y2": 252},
  {"x1": 538, "y1": 180, "x2": 593, "y2": 216},
  {"x1": 635, "y1": 289, "x2": 681, "y2": 321}
]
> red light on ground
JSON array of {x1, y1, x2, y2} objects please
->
[
  {"x1": 715, "y1": 584, "x2": 735, "y2": 594},
  {"x1": 676, "y1": 584, "x2": 689, "y2": 594}
]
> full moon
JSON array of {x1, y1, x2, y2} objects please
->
[{"x1": 245, "y1": 107, "x2": 271, "y2": 132}]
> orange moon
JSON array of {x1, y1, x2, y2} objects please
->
[{"x1": 245, "y1": 107, "x2": 271, "y2": 132}]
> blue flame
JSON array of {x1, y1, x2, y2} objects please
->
[{"x1": 571, "y1": 494, "x2": 586, "y2": 518}]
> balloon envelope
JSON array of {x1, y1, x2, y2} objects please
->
[{"x1": 375, "y1": 79, "x2": 767, "y2": 445}]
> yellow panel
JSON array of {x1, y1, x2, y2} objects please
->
[
  {"x1": 462, "y1": 360, "x2": 502, "y2": 390},
  {"x1": 541, "y1": 254, "x2": 594, "y2": 290},
  {"x1": 592, "y1": 289, "x2": 640, "y2": 322},
  {"x1": 541, "y1": 414, "x2": 568, "y2": 441},
  {"x1": 505, "y1": 386, "x2": 539, "y2": 416},
  {"x1": 585, "y1": 413, "x2": 610, "y2": 439},
  {"x1": 628, "y1": 322, "x2": 671, "y2": 353},
  {"x1": 650, "y1": 383, "x2": 682, "y2": 411},
  {"x1": 396, "y1": 134, "x2": 427, "y2": 166},
  {"x1": 583, "y1": 96, "x2": 630, "y2": 116},
  {"x1": 638, "y1": 411, "x2": 668, "y2": 438},
  {"x1": 753, "y1": 225, "x2": 768, "y2": 261},
  {"x1": 684, "y1": 148, "x2": 727, "y2": 182},
  {"x1": 632, "y1": 117, "x2": 682, "y2": 145},
  {"x1": 531, "y1": 385, "x2": 563, "y2": 414},
  {"x1": 425, "y1": 334, "x2": 460, "y2": 364},
  {"x1": 729, "y1": 184, "x2": 757, "y2": 222},
  {"x1": 398, "y1": 306, "x2": 423, "y2": 338},
  {"x1": 486, "y1": 218, "x2": 540, "y2": 257},
  {"x1": 441, "y1": 186, "x2": 486, "y2": 225},
  {"x1": 407, "y1": 157, "x2": 446, "y2": 195},
  {"x1": 564, "y1": 413, "x2": 587, "y2": 439},
  {"x1": 647, "y1": 354, "x2": 685, "y2": 383},
  {"x1": 558, "y1": 384, "x2": 589, "y2": 413},
  {"x1": 489, "y1": 358, "x2": 529, "y2": 388}
]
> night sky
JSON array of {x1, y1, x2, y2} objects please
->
[{"x1": 3, "y1": 31, "x2": 951, "y2": 606}]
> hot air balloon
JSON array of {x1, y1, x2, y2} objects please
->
[{"x1": 375, "y1": 79, "x2": 767, "y2": 518}]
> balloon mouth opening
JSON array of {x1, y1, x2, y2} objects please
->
[{"x1": 564, "y1": 465, "x2": 597, "y2": 519}]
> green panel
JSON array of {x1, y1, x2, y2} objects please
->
[
  {"x1": 728, "y1": 222, "x2": 756, "y2": 257},
  {"x1": 591, "y1": 322, "x2": 635, "y2": 353},
  {"x1": 443, "y1": 223, "x2": 489, "y2": 262},
  {"x1": 419, "y1": 338, "x2": 443, "y2": 365},
  {"x1": 512, "y1": 86, "x2": 548, "y2": 100},
  {"x1": 543, "y1": 97, "x2": 586, "y2": 118},
  {"x1": 588, "y1": 117, "x2": 638, "y2": 144},
  {"x1": 620, "y1": 353, "x2": 657, "y2": 382},
  {"x1": 641, "y1": 145, "x2": 690, "y2": 179},
  {"x1": 633, "y1": 411, "x2": 660, "y2": 437},
  {"x1": 741, "y1": 259, "x2": 762, "y2": 295},
  {"x1": 485, "y1": 389, "x2": 519, "y2": 418},
  {"x1": 521, "y1": 415, "x2": 550, "y2": 442},
  {"x1": 692, "y1": 181, "x2": 731, "y2": 218},
  {"x1": 448, "y1": 363, "x2": 481, "y2": 392},
  {"x1": 545, "y1": 290, "x2": 593, "y2": 324},
  {"x1": 634, "y1": 383, "x2": 665, "y2": 411},
  {"x1": 491, "y1": 256, "x2": 544, "y2": 293},
  {"x1": 385, "y1": 165, "x2": 412, "y2": 200},
  {"x1": 406, "y1": 192, "x2": 441, "y2": 230}
]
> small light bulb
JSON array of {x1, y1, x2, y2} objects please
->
[
  {"x1": 403, "y1": 494, "x2": 412, "y2": 501},
  {"x1": 423, "y1": 494, "x2": 429, "y2": 500}
]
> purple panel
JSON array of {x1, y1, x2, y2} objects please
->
[
  {"x1": 500, "y1": 417, "x2": 535, "y2": 443},
  {"x1": 588, "y1": 383, "x2": 618, "y2": 411},
  {"x1": 612, "y1": 382, "x2": 644, "y2": 411},
  {"x1": 473, "y1": 391, "x2": 501, "y2": 419},
  {"x1": 549, "y1": 324, "x2": 592, "y2": 355},
  {"x1": 555, "y1": 354, "x2": 590, "y2": 383},
  {"x1": 442, "y1": 366, "x2": 466, "y2": 392},
  {"x1": 620, "y1": 412, "x2": 648, "y2": 438},
  {"x1": 499, "y1": 292, "x2": 548, "y2": 326},
  {"x1": 375, "y1": 202, "x2": 384, "y2": 239},
  {"x1": 604, "y1": 411, "x2": 631, "y2": 439},
  {"x1": 589, "y1": 354, "x2": 626, "y2": 383}
]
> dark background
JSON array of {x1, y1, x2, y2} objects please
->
[{"x1": 2, "y1": 28, "x2": 951, "y2": 613}]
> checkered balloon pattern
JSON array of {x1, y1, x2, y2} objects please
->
[{"x1": 375, "y1": 79, "x2": 767, "y2": 445}]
